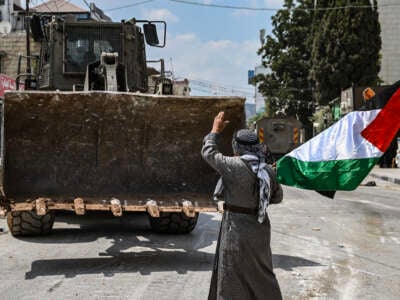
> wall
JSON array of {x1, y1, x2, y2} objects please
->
[
  {"x1": 378, "y1": 0, "x2": 400, "y2": 84},
  {"x1": 0, "y1": 31, "x2": 40, "y2": 78},
  {"x1": 254, "y1": 65, "x2": 269, "y2": 113}
]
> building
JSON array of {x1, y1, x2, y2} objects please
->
[
  {"x1": 32, "y1": 0, "x2": 90, "y2": 20},
  {"x1": 378, "y1": 0, "x2": 400, "y2": 84},
  {"x1": 0, "y1": 0, "x2": 32, "y2": 78},
  {"x1": 31, "y1": 0, "x2": 111, "y2": 22},
  {"x1": 172, "y1": 79, "x2": 190, "y2": 96},
  {"x1": 0, "y1": 1, "x2": 111, "y2": 81},
  {"x1": 249, "y1": 29, "x2": 271, "y2": 114},
  {"x1": 0, "y1": 0, "x2": 25, "y2": 34},
  {"x1": 254, "y1": 65, "x2": 269, "y2": 113}
]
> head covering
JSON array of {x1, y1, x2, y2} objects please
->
[
  {"x1": 232, "y1": 129, "x2": 266, "y2": 159},
  {"x1": 234, "y1": 129, "x2": 259, "y2": 144}
]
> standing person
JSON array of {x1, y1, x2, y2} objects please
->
[{"x1": 201, "y1": 112, "x2": 283, "y2": 300}]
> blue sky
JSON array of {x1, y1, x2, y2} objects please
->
[{"x1": 34, "y1": 0, "x2": 285, "y2": 98}]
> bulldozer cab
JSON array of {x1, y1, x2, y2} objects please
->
[{"x1": 34, "y1": 17, "x2": 166, "y2": 92}]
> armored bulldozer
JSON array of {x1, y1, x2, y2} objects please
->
[{"x1": 0, "y1": 16, "x2": 245, "y2": 236}]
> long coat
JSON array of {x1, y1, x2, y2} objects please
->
[{"x1": 201, "y1": 133, "x2": 283, "y2": 300}]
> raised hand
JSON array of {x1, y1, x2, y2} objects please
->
[{"x1": 211, "y1": 111, "x2": 230, "y2": 133}]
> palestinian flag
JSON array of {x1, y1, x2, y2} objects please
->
[{"x1": 277, "y1": 81, "x2": 400, "y2": 195}]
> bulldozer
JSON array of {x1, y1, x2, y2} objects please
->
[{"x1": 0, "y1": 16, "x2": 245, "y2": 236}]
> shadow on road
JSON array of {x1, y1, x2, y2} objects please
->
[
  {"x1": 25, "y1": 250, "x2": 214, "y2": 279},
  {"x1": 272, "y1": 254, "x2": 321, "y2": 271},
  {"x1": 25, "y1": 253, "x2": 322, "y2": 279},
  {"x1": 21, "y1": 212, "x2": 322, "y2": 279}
]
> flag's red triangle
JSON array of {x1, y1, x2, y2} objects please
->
[{"x1": 361, "y1": 87, "x2": 400, "y2": 152}]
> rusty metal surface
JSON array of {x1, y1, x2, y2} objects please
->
[
  {"x1": 4, "y1": 91, "x2": 245, "y2": 204},
  {"x1": 9, "y1": 194, "x2": 219, "y2": 215}
]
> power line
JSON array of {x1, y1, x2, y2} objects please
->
[
  {"x1": 190, "y1": 86, "x2": 251, "y2": 97},
  {"x1": 189, "y1": 77, "x2": 253, "y2": 92},
  {"x1": 168, "y1": 0, "x2": 379, "y2": 12},
  {"x1": 105, "y1": 0, "x2": 156, "y2": 12},
  {"x1": 169, "y1": 0, "x2": 278, "y2": 11},
  {"x1": 189, "y1": 79, "x2": 254, "y2": 97}
]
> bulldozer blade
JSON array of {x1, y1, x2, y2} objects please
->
[{"x1": 3, "y1": 91, "x2": 245, "y2": 204}]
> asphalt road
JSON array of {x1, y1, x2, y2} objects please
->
[{"x1": 0, "y1": 176, "x2": 399, "y2": 300}]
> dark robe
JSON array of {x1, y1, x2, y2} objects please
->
[{"x1": 201, "y1": 133, "x2": 283, "y2": 300}]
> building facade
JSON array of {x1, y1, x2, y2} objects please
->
[
  {"x1": 254, "y1": 65, "x2": 269, "y2": 113},
  {"x1": 0, "y1": 0, "x2": 111, "y2": 80},
  {"x1": 378, "y1": 0, "x2": 400, "y2": 84},
  {"x1": 0, "y1": 0, "x2": 25, "y2": 34}
]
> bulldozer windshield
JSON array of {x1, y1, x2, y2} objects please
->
[{"x1": 64, "y1": 23, "x2": 122, "y2": 73}]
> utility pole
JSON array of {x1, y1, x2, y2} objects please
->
[{"x1": 25, "y1": 0, "x2": 31, "y2": 74}]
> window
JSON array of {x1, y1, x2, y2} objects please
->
[
  {"x1": 64, "y1": 25, "x2": 122, "y2": 73},
  {"x1": 0, "y1": 51, "x2": 6, "y2": 73}
]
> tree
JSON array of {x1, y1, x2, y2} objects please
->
[
  {"x1": 256, "y1": 0, "x2": 315, "y2": 126},
  {"x1": 310, "y1": 0, "x2": 381, "y2": 105}
]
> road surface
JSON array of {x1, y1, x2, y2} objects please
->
[{"x1": 0, "y1": 175, "x2": 399, "y2": 299}]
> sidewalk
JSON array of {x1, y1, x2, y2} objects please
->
[{"x1": 369, "y1": 166, "x2": 400, "y2": 185}]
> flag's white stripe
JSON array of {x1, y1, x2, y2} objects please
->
[{"x1": 287, "y1": 109, "x2": 384, "y2": 162}]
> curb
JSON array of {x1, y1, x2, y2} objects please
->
[{"x1": 369, "y1": 173, "x2": 400, "y2": 185}]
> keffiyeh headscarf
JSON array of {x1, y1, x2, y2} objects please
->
[{"x1": 214, "y1": 129, "x2": 272, "y2": 223}]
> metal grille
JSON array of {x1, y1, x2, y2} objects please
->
[
  {"x1": 64, "y1": 24, "x2": 122, "y2": 73},
  {"x1": 39, "y1": 64, "x2": 50, "y2": 88}
]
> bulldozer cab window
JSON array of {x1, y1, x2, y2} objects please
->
[
  {"x1": 66, "y1": 39, "x2": 91, "y2": 73},
  {"x1": 93, "y1": 40, "x2": 114, "y2": 59},
  {"x1": 66, "y1": 39, "x2": 116, "y2": 73},
  {"x1": 64, "y1": 25, "x2": 122, "y2": 73}
]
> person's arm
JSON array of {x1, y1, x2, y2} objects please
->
[
  {"x1": 201, "y1": 112, "x2": 234, "y2": 176},
  {"x1": 267, "y1": 166, "x2": 283, "y2": 204}
]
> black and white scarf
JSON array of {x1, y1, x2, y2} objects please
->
[{"x1": 213, "y1": 154, "x2": 271, "y2": 224}]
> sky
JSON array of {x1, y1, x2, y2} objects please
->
[{"x1": 32, "y1": 0, "x2": 286, "y2": 99}]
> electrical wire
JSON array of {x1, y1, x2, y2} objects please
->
[
  {"x1": 189, "y1": 76, "x2": 253, "y2": 92},
  {"x1": 188, "y1": 79, "x2": 254, "y2": 97},
  {"x1": 168, "y1": 0, "x2": 379, "y2": 12},
  {"x1": 105, "y1": 0, "x2": 156, "y2": 12}
]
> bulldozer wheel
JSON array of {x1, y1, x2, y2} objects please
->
[
  {"x1": 149, "y1": 212, "x2": 199, "y2": 234},
  {"x1": 7, "y1": 211, "x2": 55, "y2": 236}
]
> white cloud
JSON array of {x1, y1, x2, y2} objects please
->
[
  {"x1": 147, "y1": 33, "x2": 260, "y2": 98},
  {"x1": 175, "y1": 33, "x2": 197, "y2": 41},
  {"x1": 207, "y1": 40, "x2": 233, "y2": 50},
  {"x1": 141, "y1": 9, "x2": 179, "y2": 23}
]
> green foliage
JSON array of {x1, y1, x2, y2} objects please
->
[
  {"x1": 256, "y1": 0, "x2": 315, "y2": 126},
  {"x1": 310, "y1": 0, "x2": 381, "y2": 105},
  {"x1": 247, "y1": 111, "x2": 266, "y2": 127},
  {"x1": 257, "y1": 0, "x2": 381, "y2": 122},
  {"x1": 310, "y1": 105, "x2": 333, "y2": 133}
]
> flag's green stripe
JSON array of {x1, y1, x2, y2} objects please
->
[{"x1": 277, "y1": 156, "x2": 380, "y2": 191}]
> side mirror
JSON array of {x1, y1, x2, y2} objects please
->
[
  {"x1": 130, "y1": 19, "x2": 167, "y2": 47},
  {"x1": 143, "y1": 23, "x2": 159, "y2": 46},
  {"x1": 142, "y1": 21, "x2": 166, "y2": 48}
]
